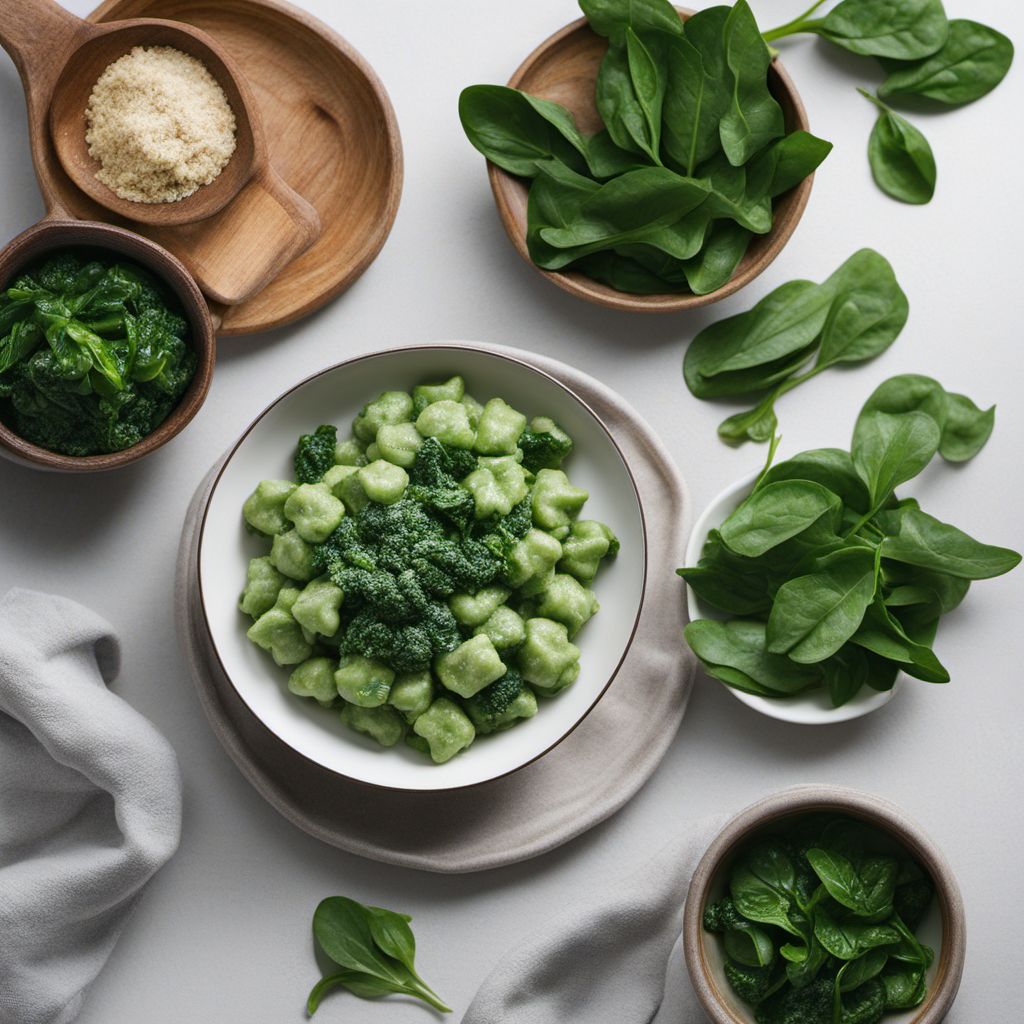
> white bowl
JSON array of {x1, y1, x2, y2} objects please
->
[
  {"x1": 684, "y1": 468, "x2": 898, "y2": 724},
  {"x1": 197, "y1": 344, "x2": 647, "y2": 791}
]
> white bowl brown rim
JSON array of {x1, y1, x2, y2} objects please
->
[
  {"x1": 683, "y1": 784, "x2": 967, "y2": 1024},
  {"x1": 194, "y1": 342, "x2": 649, "y2": 793}
]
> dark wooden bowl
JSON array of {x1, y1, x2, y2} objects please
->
[
  {"x1": 487, "y1": 10, "x2": 815, "y2": 313},
  {"x1": 0, "y1": 219, "x2": 215, "y2": 472}
]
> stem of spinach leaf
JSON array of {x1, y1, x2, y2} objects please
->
[{"x1": 761, "y1": 0, "x2": 829, "y2": 43}]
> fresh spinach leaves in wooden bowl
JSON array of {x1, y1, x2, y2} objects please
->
[{"x1": 459, "y1": 0, "x2": 832, "y2": 311}]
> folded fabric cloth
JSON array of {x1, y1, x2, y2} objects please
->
[
  {"x1": 0, "y1": 589, "x2": 182, "y2": 1024},
  {"x1": 462, "y1": 815, "x2": 726, "y2": 1024}
]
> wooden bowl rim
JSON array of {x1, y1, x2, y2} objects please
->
[
  {"x1": 682, "y1": 785, "x2": 967, "y2": 1024},
  {"x1": 486, "y1": 9, "x2": 814, "y2": 314},
  {"x1": 48, "y1": 18, "x2": 262, "y2": 227},
  {"x1": 0, "y1": 218, "x2": 216, "y2": 472}
]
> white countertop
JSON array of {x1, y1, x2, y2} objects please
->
[{"x1": 1, "y1": 1, "x2": 1021, "y2": 1020}]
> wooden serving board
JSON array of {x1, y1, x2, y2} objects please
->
[{"x1": 75, "y1": 0, "x2": 403, "y2": 335}]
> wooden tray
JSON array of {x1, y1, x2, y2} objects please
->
[{"x1": 75, "y1": 0, "x2": 403, "y2": 335}]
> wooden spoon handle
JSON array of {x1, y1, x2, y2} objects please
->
[
  {"x1": 0, "y1": 0, "x2": 86, "y2": 81},
  {"x1": 148, "y1": 165, "x2": 321, "y2": 306}
]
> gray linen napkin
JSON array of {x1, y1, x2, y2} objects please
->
[
  {"x1": 462, "y1": 816, "x2": 727, "y2": 1024},
  {"x1": 0, "y1": 589, "x2": 182, "y2": 1024}
]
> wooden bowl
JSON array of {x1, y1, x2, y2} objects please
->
[
  {"x1": 487, "y1": 10, "x2": 814, "y2": 313},
  {"x1": 683, "y1": 785, "x2": 967, "y2": 1024},
  {"x1": 0, "y1": 219, "x2": 215, "y2": 472},
  {"x1": 48, "y1": 18, "x2": 259, "y2": 227}
]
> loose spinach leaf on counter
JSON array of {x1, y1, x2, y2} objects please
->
[
  {"x1": 704, "y1": 814, "x2": 937, "y2": 1018},
  {"x1": 459, "y1": 0, "x2": 831, "y2": 295},
  {"x1": 308, "y1": 896, "x2": 451, "y2": 1016},
  {"x1": 684, "y1": 249, "x2": 907, "y2": 444},
  {"x1": 879, "y1": 19, "x2": 1014, "y2": 106},
  {"x1": 859, "y1": 90, "x2": 936, "y2": 205},
  {"x1": 681, "y1": 376, "x2": 1020, "y2": 708},
  {"x1": 763, "y1": 0, "x2": 949, "y2": 60}
]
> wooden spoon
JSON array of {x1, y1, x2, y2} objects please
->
[{"x1": 0, "y1": 0, "x2": 320, "y2": 303}]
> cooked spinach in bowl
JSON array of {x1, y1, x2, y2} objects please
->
[{"x1": 0, "y1": 249, "x2": 196, "y2": 456}]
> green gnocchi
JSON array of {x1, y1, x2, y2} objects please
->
[{"x1": 238, "y1": 374, "x2": 619, "y2": 764}]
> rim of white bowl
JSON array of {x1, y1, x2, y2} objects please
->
[
  {"x1": 196, "y1": 342, "x2": 649, "y2": 792},
  {"x1": 684, "y1": 467, "x2": 899, "y2": 725}
]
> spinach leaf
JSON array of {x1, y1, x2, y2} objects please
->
[
  {"x1": 684, "y1": 279, "x2": 831, "y2": 385},
  {"x1": 813, "y1": 905, "x2": 901, "y2": 961},
  {"x1": 681, "y1": 220, "x2": 753, "y2": 295},
  {"x1": 573, "y1": 250, "x2": 684, "y2": 293},
  {"x1": 857, "y1": 374, "x2": 995, "y2": 463},
  {"x1": 806, "y1": 848, "x2": 869, "y2": 913},
  {"x1": 526, "y1": 161, "x2": 602, "y2": 270},
  {"x1": 767, "y1": 547, "x2": 877, "y2": 663},
  {"x1": 748, "y1": 130, "x2": 833, "y2": 197},
  {"x1": 584, "y1": 129, "x2": 647, "y2": 179},
  {"x1": 757, "y1": 449, "x2": 871, "y2": 516},
  {"x1": 724, "y1": 922, "x2": 775, "y2": 968},
  {"x1": 677, "y1": 530, "x2": 776, "y2": 615},
  {"x1": 720, "y1": 0, "x2": 785, "y2": 166},
  {"x1": 880, "y1": 509, "x2": 1021, "y2": 580},
  {"x1": 851, "y1": 599, "x2": 950, "y2": 683},
  {"x1": 939, "y1": 392, "x2": 995, "y2": 462},
  {"x1": 851, "y1": 410, "x2": 941, "y2": 509},
  {"x1": 717, "y1": 399, "x2": 778, "y2": 445},
  {"x1": 860, "y1": 90, "x2": 936, "y2": 205},
  {"x1": 719, "y1": 480, "x2": 842, "y2": 558},
  {"x1": 683, "y1": 619, "x2": 821, "y2": 695},
  {"x1": 662, "y1": 20, "x2": 729, "y2": 174},
  {"x1": 535, "y1": 167, "x2": 710, "y2": 260},
  {"x1": 881, "y1": 964, "x2": 928, "y2": 1010},
  {"x1": 311, "y1": 897, "x2": 451, "y2": 1014},
  {"x1": 596, "y1": 40, "x2": 661, "y2": 163},
  {"x1": 458, "y1": 85, "x2": 589, "y2": 177},
  {"x1": 839, "y1": 948, "x2": 888, "y2": 992},
  {"x1": 814, "y1": 258, "x2": 908, "y2": 369},
  {"x1": 579, "y1": 0, "x2": 683, "y2": 44},
  {"x1": 817, "y1": 0, "x2": 949, "y2": 60},
  {"x1": 879, "y1": 20, "x2": 1014, "y2": 106},
  {"x1": 821, "y1": 644, "x2": 870, "y2": 708}
]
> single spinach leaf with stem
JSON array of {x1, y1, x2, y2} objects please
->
[
  {"x1": 859, "y1": 90, "x2": 936, "y2": 204},
  {"x1": 764, "y1": 0, "x2": 949, "y2": 61},
  {"x1": 310, "y1": 897, "x2": 451, "y2": 1015},
  {"x1": 880, "y1": 509, "x2": 1021, "y2": 580},
  {"x1": 879, "y1": 19, "x2": 1014, "y2": 106},
  {"x1": 720, "y1": 0, "x2": 785, "y2": 166}
]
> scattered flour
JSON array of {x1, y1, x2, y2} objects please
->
[{"x1": 85, "y1": 45, "x2": 237, "y2": 204}]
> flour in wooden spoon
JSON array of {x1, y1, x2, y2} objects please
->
[{"x1": 85, "y1": 45, "x2": 236, "y2": 204}]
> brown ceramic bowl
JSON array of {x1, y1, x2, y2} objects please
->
[
  {"x1": 683, "y1": 785, "x2": 966, "y2": 1024},
  {"x1": 0, "y1": 218, "x2": 215, "y2": 471},
  {"x1": 487, "y1": 9, "x2": 814, "y2": 313}
]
